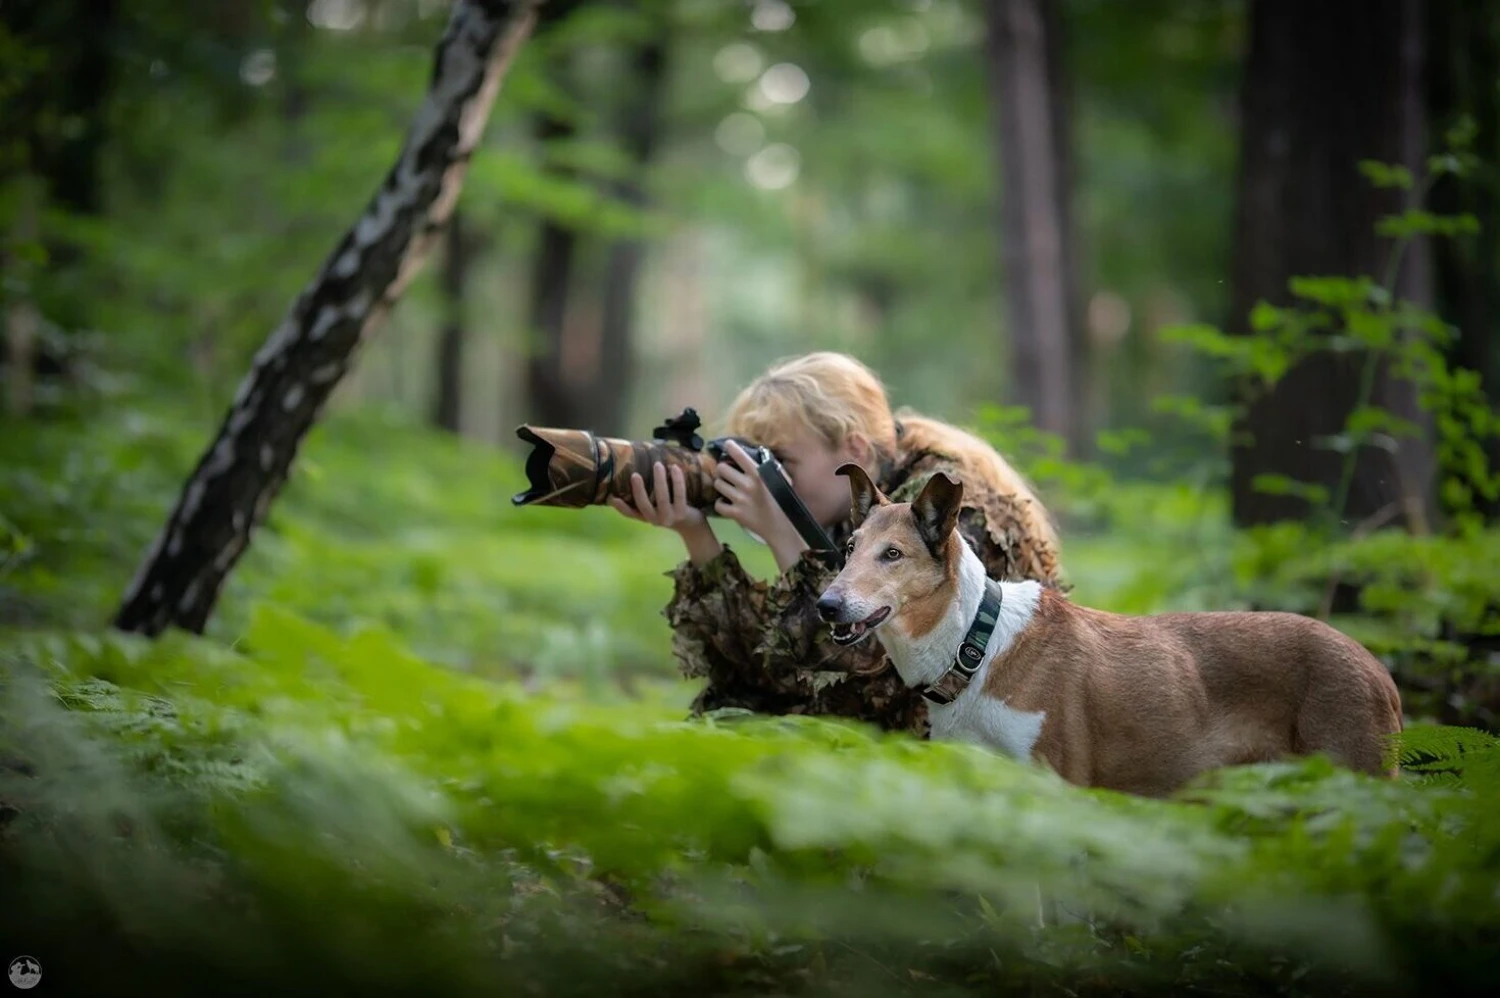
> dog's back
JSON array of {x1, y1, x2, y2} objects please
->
[{"x1": 991, "y1": 593, "x2": 1404, "y2": 794}]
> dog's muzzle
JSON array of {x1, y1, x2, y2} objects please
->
[{"x1": 819, "y1": 597, "x2": 892, "y2": 646}]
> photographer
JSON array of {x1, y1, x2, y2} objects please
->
[{"x1": 610, "y1": 351, "x2": 1064, "y2": 737}]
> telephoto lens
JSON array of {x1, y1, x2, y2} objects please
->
[{"x1": 509, "y1": 425, "x2": 722, "y2": 510}]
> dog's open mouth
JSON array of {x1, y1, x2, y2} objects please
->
[{"x1": 829, "y1": 606, "x2": 892, "y2": 646}]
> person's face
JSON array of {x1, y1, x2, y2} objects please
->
[{"x1": 771, "y1": 424, "x2": 874, "y2": 529}]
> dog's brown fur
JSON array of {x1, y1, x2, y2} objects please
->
[
  {"x1": 826, "y1": 467, "x2": 1406, "y2": 798},
  {"x1": 983, "y1": 589, "x2": 1404, "y2": 796}
]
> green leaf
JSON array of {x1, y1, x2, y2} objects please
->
[
  {"x1": 1249, "y1": 301, "x2": 1285, "y2": 332},
  {"x1": 1287, "y1": 275, "x2": 1378, "y2": 309},
  {"x1": 1345, "y1": 405, "x2": 1422, "y2": 441},
  {"x1": 1357, "y1": 159, "x2": 1413, "y2": 190},
  {"x1": 1249, "y1": 474, "x2": 1329, "y2": 506},
  {"x1": 1376, "y1": 210, "x2": 1481, "y2": 239}
]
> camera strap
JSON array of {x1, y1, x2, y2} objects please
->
[{"x1": 756, "y1": 461, "x2": 844, "y2": 568}]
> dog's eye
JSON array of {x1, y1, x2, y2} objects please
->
[{"x1": 883, "y1": 547, "x2": 902, "y2": 561}]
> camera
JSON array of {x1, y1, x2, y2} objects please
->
[
  {"x1": 706, "y1": 435, "x2": 777, "y2": 469},
  {"x1": 510, "y1": 408, "x2": 841, "y2": 564}
]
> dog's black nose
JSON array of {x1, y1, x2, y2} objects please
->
[{"x1": 816, "y1": 592, "x2": 842, "y2": 622}]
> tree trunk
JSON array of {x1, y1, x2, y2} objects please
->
[
  {"x1": 3, "y1": 0, "x2": 117, "y2": 217},
  {"x1": 522, "y1": 100, "x2": 591, "y2": 429},
  {"x1": 982, "y1": 0, "x2": 1085, "y2": 455},
  {"x1": 522, "y1": 112, "x2": 584, "y2": 429},
  {"x1": 1227, "y1": 0, "x2": 1435, "y2": 531},
  {"x1": 585, "y1": 23, "x2": 670, "y2": 435},
  {"x1": 517, "y1": 0, "x2": 589, "y2": 431},
  {"x1": 1427, "y1": 0, "x2": 1500, "y2": 524},
  {"x1": 433, "y1": 210, "x2": 471, "y2": 434},
  {"x1": 1421, "y1": 0, "x2": 1500, "y2": 731},
  {"x1": 113, "y1": 0, "x2": 545, "y2": 637}
]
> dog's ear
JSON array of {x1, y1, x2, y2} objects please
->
[
  {"x1": 912, "y1": 472, "x2": 964, "y2": 556},
  {"x1": 837, "y1": 462, "x2": 888, "y2": 528}
]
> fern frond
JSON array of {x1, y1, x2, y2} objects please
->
[{"x1": 1394, "y1": 724, "x2": 1500, "y2": 791}]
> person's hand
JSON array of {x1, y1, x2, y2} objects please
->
[
  {"x1": 608, "y1": 461, "x2": 707, "y2": 535},
  {"x1": 713, "y1": 440, "x2": 799, "y2": 550}
]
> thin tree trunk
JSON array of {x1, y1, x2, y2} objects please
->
[
  {"x1": 1041, "y1": 0, "x2": 1089, "y2": 453},
  {"x1": 518, "y1": 0, "x2": 587, "y2": 430},
  {"x1": 433, "y1": 210, "x2": 470, "y2": 433},
  {"x1": 586, "y1": 23, "x2": 670, "y2": 434},
  {"x1": 113, "y1": 0, "x2": 545, "y2": 637},
  {"x1": 1227, "y1": 0, "x2": 1435, "y2": 532},
  {"x1": 982, "y1": 0, "x2": 1084, "y2": 455},
  {"x1": 523, "y1": 113, "x2": 583, "y2": 429}
]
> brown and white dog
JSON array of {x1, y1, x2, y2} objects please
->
[{"x1": 815, "y1": 466, "x2": 1405, "y2": 798}]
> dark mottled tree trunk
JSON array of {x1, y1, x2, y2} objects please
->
[
  {"x1": 113, "y1": 0, "x2": 544, "y2": 637},
  {"x1": 585, "y1": 21, "x2": 670, "y2": 435},
  {"x1": 433, "y1": 210, "x2": 471, "y2": 433},
  {"x1": 1227, "y1": 0, "x2": 1435, "y2": 532},
  {"x1": 982, "y1": 0, "x2": 1086, "y2": 455}
]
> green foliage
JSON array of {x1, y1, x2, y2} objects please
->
[
  {"x1": 3, "y1": 380, "x2": 1496, "y2": 993},
  {"x1": 0, "y1": 401, "x2": 699, "y2": 684},
  {"x1": 1043, "y1": 124, "x2": 1500, "y2": 724},
  {"x1": 3, "y1": 601, "x2": 1499, "y2": 997},
  {"x1": 1156, "y1": 125, "x2": 1500, "y2": 539}
]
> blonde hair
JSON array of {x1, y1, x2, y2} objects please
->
[{"x1": 723, "y1": 351, "x2": 1060, "y2": 553}]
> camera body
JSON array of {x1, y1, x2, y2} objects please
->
[{"x1": 705, "y1": 435, "x2": 777, "y2": 470}]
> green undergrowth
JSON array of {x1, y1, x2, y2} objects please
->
[
  {"x1": 3, "y1": 613, "x2": 1500, "y2": 997},
  {"x1": 4, "y1": 401, "x2": 1500, "y2": 994},
  {"x1": 0, "y1": 401, "x2": 763, "y2": 687}
]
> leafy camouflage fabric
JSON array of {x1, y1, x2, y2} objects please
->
[{"x1": 663, "y1": 443, "x2": 1063, "y2": 738}]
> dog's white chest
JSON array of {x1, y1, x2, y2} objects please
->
[{"x1": 930, "y1": 692, "x2": 1046, "y2": 762}]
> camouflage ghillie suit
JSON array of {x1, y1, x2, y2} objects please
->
[{"x1": 664, "y1": 441, "x2": 1062, "y2": 738}]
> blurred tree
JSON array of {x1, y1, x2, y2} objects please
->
[
  {"x1": 523, "y1": 112, "x2": 582, "y2": 427},
  {"x1": 1226, "y1": 0, "x2": 1435, "y2": 531},
  {"x1": 981, "y1": 0, "x2": 1086, "y2": 455},
  {"x1": 522, "y1": 0, "x2": 586, "y2": 430},
  {"x1": 433, "y1": 208, "x2": 476, "y2": 434},
  {"x1": 113, "y1": 0, "x2": 545, "y2": 637},
  {"x1": 585, "y1": 3, "x2": 671, "y2": 435},
  {"x1": 0, "y1": 0, "x2": 119, "y2": 402},
  {"x1": 1427, "y1": 0, "x2": 1500, "y2": 524},
  {"x1": 0, "y1": 0, "x2": 117, "y2": 220}
]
